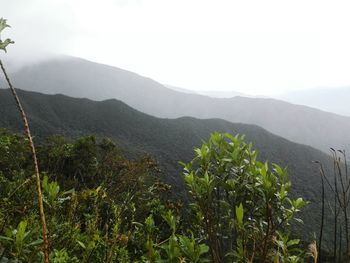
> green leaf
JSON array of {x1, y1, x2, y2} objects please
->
[
  {"x1": 235, "y1": 203, "x2": 244, "y2": 226},
  {"x1": 28, "y1": 239, "x2": 43, "y2": 247},
  {"x1": 0, "y1": 235, "x2": 13, "y2": 242},
  {"x1": 77, "y1": 240, "x2": 86, "y2": 249},
  {"x1": 162, "y1": 210, "x2": 177, "y2": 233},
  {"x1": 145, "y1": 215, "x2": 155, "y2": 234},
  {"x1": 287, "y1": 239, "x2": 300, "y2": 247},
  {"x1": 0, "y1": 18, "x2": 10, "y2": 32},
  {"x1": 0, "y1": 18, "x2": 14, "y2": 52},
  {"x1": 0, "y1": 38, "x2": 14, "y2": 53},
  {"x1": 184, "y1": 172, "x2": 194, "y2": 185}
]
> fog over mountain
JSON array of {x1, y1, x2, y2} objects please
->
[
  {"x1": 4, "y1": 55, "x2": 350, "y2": 155},
  {"x1": 195, "y1": 90, "x2": 252, "y2": 98},
  {"x1": 166, "y1": 85, "x2": 251, "y2": 98},
  {"x1": 277, "y1": 87, "x2": 350, "y2": 117},
  {"x1": 164, "y1": 85, "x2": 198, "y2": 95},
  {"x1": 184, "y1": 85, "x2": 350, "y2": 116}
]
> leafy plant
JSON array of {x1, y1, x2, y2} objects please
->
[
  {"x1": 0, "y1": 220, "x2": 42, "y2": 261},
  {"x1": 0, "y1": 127, "x2": 310, "y2": 262},
  {"x1": 183, "y1": 132, "x2": 307, "y2": 262},
  {"x1": 0, "y1": 18, "x2": 14, "y2": 52}
]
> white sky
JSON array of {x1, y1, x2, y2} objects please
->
[{"x1": 2, "y1": 0, "x2": 350, "y2": 95}]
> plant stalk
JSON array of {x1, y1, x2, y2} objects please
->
[{"x1": 0, "y1": 60, "x2": 50, "y2": 263}]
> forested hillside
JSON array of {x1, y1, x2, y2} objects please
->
[
  {"x1": 7, "y1": 56, "x2": 350, "y2": 154},
  {"x1": 0, "y1": 89, "x2": 335, "y2": 246}
]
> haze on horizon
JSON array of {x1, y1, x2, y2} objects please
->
[{"x1": 2, "y1": 0, "x2": 350, "y2": 96}]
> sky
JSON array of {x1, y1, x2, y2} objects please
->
[{"x1": 2, "y1": 0, "x2": 350, "y2": 95}]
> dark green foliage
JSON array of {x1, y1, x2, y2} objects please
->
[
  {"x1": 0, "y1": 131, "x2": 210, "y2": 262},
  {"x1": 0, "y1": 130, "x2": 309, "y2": 262},
  {"x1": 0, "y1": 89, "x2": 336, "y2": 244}
]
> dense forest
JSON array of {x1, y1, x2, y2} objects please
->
[{"x1": 0, "y1": 129, "x2": 310, "y2": 262}]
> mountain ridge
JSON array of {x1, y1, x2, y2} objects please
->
[
  {"x1": 278, "y1": 86, "x2": 350, "y2": 117},
  {"x1": 0, "y1": 88, "x2": 335, "y2": 244},
  {"x1": 4, "y1": 55, "x2": 350, "y2": 155}
]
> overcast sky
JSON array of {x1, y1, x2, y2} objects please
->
[{"x1": 2, "y1": 0, "x2": 350, "y2": 95}]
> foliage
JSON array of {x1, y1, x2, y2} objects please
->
[
  {"x1": 183, "y1": 132, "x2": 307, "y2": 262},
  {"x1": 0, "y1": 18, "x2": 14, "y2": 52},
  {"x1": 0, "y1": 131, "x2": 208, "y2": 262},
  {"x1": 0, "y1": 130, "x2": 309, "y2": 262},
  {"x1": 0, "y1": 87, "x2": 334, "y2": 243}
]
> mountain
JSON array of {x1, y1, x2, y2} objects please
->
[
  {"x1": 0, "y1": 89, "x2": 335, "y2": 244},
  {"x1": 5, "y1": 56, "x2": 350, "y2": 155},
  {"x1": 166, "y1": 85, "x2": 251, "y2": 98},
  {"x1": 197, "y1": 90, "x2": 251, "y2": 98},
  {"x1": 278, "y1": 87, "x2": 350, "y2": 117},
  {"x1": 165, "y1": 85, "x2": 198, "y2": 94}
]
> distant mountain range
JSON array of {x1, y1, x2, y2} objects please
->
[
  {"x1": 165, "y1": 85, "x2": 198, "y2": 95},
  {"x1": 4, "y1": 55, "x2": 350, "y2": 155},
  {"x1": 166, "y1": 85, "x2": 350, "y2": 116},
  {"x1": 278, "y1": 87, "x2": 350, "y2": 117},
  {"x1": 166, "y1": 85, "x2": 250, "y2": 98},
  {"x1": 0, "y1": 89, "x2": 334, "y2": 244}
]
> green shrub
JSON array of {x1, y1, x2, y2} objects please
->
[
  {"x1": 183, "y1": 132, "x2": 307, "y2": 262},
  {"x1": 0, "y1": 131, "x2": 308, "y2": 262}
]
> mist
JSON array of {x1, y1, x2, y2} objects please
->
[{"x1": 2, "y1": 0, "x2": 350, "y2": 95}]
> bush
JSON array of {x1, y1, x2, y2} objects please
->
[
  {"x1": 183, "y1": 132, "x2": 307, "y2": 262},
  {"x1": 0, "y1": 131, "x2": 308, "y2": 262}
]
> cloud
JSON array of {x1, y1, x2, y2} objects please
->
[
  {"x1": 1, "y1": 0, "x2": 350, "y2": 93},
  {"x1": 1, "y1": 0, "x2": 76, "y2": 68}
]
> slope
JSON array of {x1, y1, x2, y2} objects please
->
[
  {"x1": 278, "y1": 87, "x2": 350, "y2": 117},
  {"x1": 6, "y1": 56, "x2": 350, "y2": 155},
  {"x1": 0, "y1": 88, "x2": 334, "y2": 245}
]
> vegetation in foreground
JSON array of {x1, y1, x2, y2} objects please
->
[{"x1": 0, "y1": 130, "x2": 310, "y2": 262}]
